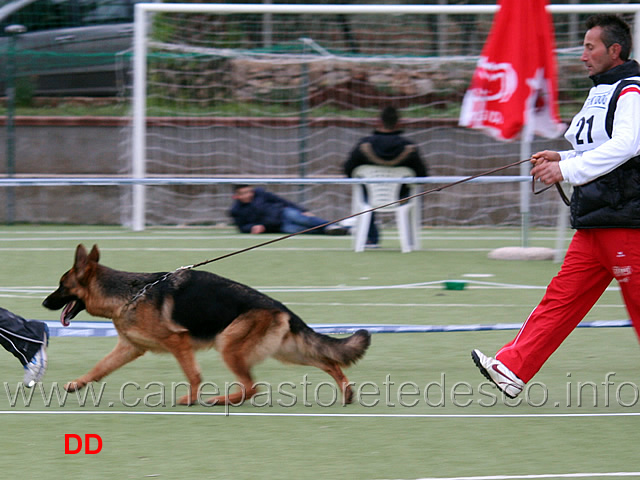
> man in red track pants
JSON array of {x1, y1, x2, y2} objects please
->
[{"x1": 472, "y1": 14, "x2": 640, "y2": 398}]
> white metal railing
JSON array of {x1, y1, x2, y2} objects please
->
[{"x1": 0, "y1": 176, "x2": 530, "y2": 187}]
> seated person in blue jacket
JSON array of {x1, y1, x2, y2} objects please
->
[
  {"x1": 0, "y1": 307, "x2": 49, "y2": 387},
  {"x1": 230, "y1": 185, "x2": 348, "y2": 235}
]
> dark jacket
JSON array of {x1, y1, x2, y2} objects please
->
[
  {"x1": 229, "y1": 188, "x2": 303, "y2": 233},
  {"x1": 571, "y1": 60, "x2": 640, "y2": 229},
  {"x1": 344, "y1": 129, "x2": 428, "y2": 178}
]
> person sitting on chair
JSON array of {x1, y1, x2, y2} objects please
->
[
  {"x1": 229, "y1": 185, "x2": 349, "y2": 235},
  {"x1": 344, "y1": 106, "x2": 428, "y2": 247}
]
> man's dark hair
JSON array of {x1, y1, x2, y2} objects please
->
[
  {"x1": 380, "y1": 106, "x2": 399, "y2": 130},
  {"x1": 233, "y1": 184, "x2": 250, "y2": 192},
  {"x1": 586, "y1": 14, "x2": 632, "y2": 61}
]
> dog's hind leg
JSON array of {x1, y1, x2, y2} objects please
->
[
  {"x1": 319, "y1": 363, "x2": 354, "y2": 405},
  {"x1": 207, "y1": 350, "x2": 257, "y2": 406},
  {"x1": 65, "y1": 338, "x2": 144, "y2": 392},
  {"x1": 274, "y1": 337, "x2": 356, "y2": 405},
  {"x1": 205, "y1": 309, "x2": 290, "y2": 406}
]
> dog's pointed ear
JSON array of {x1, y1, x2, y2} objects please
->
[
  {"x1": 74, "y1": 244, "x2": 88, "y2": 270},
  {"x1": 88, "y1": 244, "x2": 100, "y2": 263},
  {"x1": 74, "y1": 244, "x2": 99, "y2": 281}
]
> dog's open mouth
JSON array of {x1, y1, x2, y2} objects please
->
[{"x1": 61, "y1": 300, "x2": 85, "y2": 327}]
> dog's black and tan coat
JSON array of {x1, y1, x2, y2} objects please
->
[{"x1": 43, "y1": 244, "x2": 371, "y2": 405}]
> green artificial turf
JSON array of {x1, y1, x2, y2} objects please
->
[{"x1": 0, "y1": 225, "x2": 637, "y2": 479}]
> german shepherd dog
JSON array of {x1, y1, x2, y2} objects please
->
[{"x1": 43, "y1": 244, "x2": 371, "y2": 406}]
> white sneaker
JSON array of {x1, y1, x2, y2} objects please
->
[
  {"x1": 471, "y1": 349, "x2": 524, "y2": 399},
  {"x1": 23, "y1": 325, "x2": 49, "y2": 388}
]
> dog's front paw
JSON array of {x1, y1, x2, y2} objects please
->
[{"x1": 64, "y1": 380, "x2": 85, "y2": 392}]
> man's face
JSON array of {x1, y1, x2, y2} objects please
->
[
  {"x1": 581, "y1": 26, "x2": 619, "y2": 76},
  {"x1": 233, "y1": 187, "x2": 255, "y2": 204}
]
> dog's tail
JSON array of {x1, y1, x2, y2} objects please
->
[{"x1": 293, "y1": 318, "x2": 371, "y2": 367}]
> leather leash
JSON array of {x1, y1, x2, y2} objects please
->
[
  {"x1": 532, "y1": 179, "x2": 571, "y2": 206},
  {"x1": 188, "y1": 157, "x2": 535, "y2": 268},
  {"x1": 126, "y1": 157, "x2": 569, "y2": 305}
]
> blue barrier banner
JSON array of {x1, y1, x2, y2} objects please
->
[{"x1": 45, "y1": 320, "x2": 632, "y2": 337}]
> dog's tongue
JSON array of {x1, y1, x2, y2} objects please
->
[{"x1": 60, "y1": 301, "x2": 75, "y2": 327}]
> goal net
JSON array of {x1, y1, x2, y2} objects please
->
[{"x1": 122, "y1": 3, "x2": 639, "y2": 231}]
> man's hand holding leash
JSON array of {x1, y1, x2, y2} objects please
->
[{"x1": 531, "y1": 150, "x2": 564, "y2": 186}]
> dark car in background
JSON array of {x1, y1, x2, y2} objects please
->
[{"x1": 0, "y1": 0, "x2": 142, "y2": 96}]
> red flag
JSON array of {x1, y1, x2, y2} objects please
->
[{"x1": 459, "y1": 0, "x2": 565, "y2": 141}]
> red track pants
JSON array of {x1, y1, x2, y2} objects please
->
[{"x1": 496, "y1": 228, "x2": 640, "y2": 383}]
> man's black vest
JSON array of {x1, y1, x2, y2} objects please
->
[{"x1": 570, "y1": 63, "x2": 640, "y2": 229}]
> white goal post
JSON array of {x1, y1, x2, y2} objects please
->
[{"x1": 130, "y1": 3, "x2": 640, "y2": 232}]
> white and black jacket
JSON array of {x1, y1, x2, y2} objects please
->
[{"x1": 559, "y1": 60, "x2": 640, "y2": 228}]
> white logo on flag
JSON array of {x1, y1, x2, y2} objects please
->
[{"x1": 470, "y1": 57, "x2": 518, "y2": 103}]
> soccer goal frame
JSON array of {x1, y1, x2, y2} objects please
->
[{"x1": 130, "y1": 3, "x2": 640, "y2": 233}]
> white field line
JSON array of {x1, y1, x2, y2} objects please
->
[
  {"x1": 0, "y1": 281, "x2": 624, "y2": 302},
  {"x1": 1, "y1": 411, "x2": 640, "y2": 418},
  {"x1": 0, "y1": 231, "x2": 561, "y2": 241},
  {"x1": 0, "y1": 293, "x2": 625, "y2": 312},
  {"x1": 0, "y1": 235, "x2": 507, "y2": 242},
  {"x1": 398, "y1": 473, "x2": 640, "y2": 480},
  {"x1": 0, "y1": 281, "x2": 587, "y2": 293},
  {"x1": 284, "y1": 302, "x2": 624, "y2": 309},
  {"x1": 0, "y1": 248, "x2": 541, "y2": 254}
]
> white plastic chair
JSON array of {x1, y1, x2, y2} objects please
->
[{"x1": 351, "y1": 165, "x2": 421, "y2": 253}]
